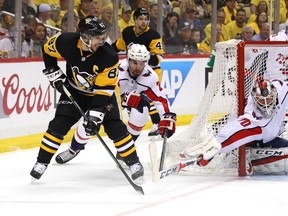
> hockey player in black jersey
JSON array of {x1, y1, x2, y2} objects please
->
[
  {"x1": 30, "y1": 16, "x2": 144, "y2": 183},
  {"x1": 112, "y1": 7, "x2": 165, "y2": 139}
]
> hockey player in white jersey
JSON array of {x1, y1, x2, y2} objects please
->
[
  {"x1": 118, "y1": 44, "x2": 176, "y2": 143},
  {"x1": 183, "y1": 79, "x2": 288, "y2": 170}
]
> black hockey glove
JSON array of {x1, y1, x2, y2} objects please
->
[
  {"x1": 121, "y1": 91, "x2": 150, "y2": 113},
  {"x1": 83, "y1": 109, "x2": 105, "y2": 136},
  {"x1": 43, "y1": 66, "x2": 66, "y2": 94},
  {"x1": 159, "y1": 112, "x2": 177, "y2": 138}
]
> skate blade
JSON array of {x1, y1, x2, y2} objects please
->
[
  {"x1": 133, "y1": 176, "x2": 144, "y2": 185},
  {"x1": 116, "y1": 160, "x2": 129, "y2": 170},
  {"x1": 31, "y1": 177, "x2": 37, "y2": 184}
]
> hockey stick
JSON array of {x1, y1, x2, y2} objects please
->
[
  {"x1": 159, "y1": 129, "x2": 167, "y2": 171},
  {"x1": 62, "y1": 85, "x2": 144, "y2": 195},
  {"x1": 149, "y1": 141, "x2": 197, "y2": 182}
]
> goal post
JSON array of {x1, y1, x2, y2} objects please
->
[{"x1": 164, "y1": 39, "x2": 288, "y2": 176}]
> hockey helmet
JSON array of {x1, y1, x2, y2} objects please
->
[
  {"x1": 251, "y1": 80, "x2": 277, "y2": 118},
  {"x1": 78, "y1": 16, "x2": 107, "y2": 51},
  {"x1": 127, "y1": 44, "x2": 150, "y2": 62},
  {"x1": 78, "y1": 15, "x2": 106, "y2": 37},
  {"x1": 133, "y1": 7, "x2": 149, "y2": 20}
]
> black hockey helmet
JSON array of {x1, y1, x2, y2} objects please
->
[
  {"x1": 78, "y1": 15, "x2": 106, "y2": 37},
  {"x1": 133, "y1": 7, "x2": 149, "y2": 20}
]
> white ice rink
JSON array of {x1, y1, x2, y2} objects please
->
[{"x1": 1, "y1": 126, "x2": 288, "y2": 216}]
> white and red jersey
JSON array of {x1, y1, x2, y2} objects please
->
[
  {"x1": 118, "y1": 58, "x2": 170, "y2": 116},
  {"x1": 268, "y1": 30, "x2": 288, "y2": 41},
  {"x1": 217, "y1": 80, "x2": 288, "y2": 153}
]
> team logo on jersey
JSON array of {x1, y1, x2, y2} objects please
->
[
  {"x1": 71, "y1": 66, "x2": 95, "y2": 91},
  {"x1": 47, "y1": 37, "x2": 57, "y2": 53},
  {"x1": 142, "y1": 71, "x2": 151, "y2": 77}
]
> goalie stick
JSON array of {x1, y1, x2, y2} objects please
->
[
  {"x1": 62, "y1": 85, "x2": 144, "y2": 195},
  {"x1": 149, "y1": 141, "x2": 198, "y2": 182}
]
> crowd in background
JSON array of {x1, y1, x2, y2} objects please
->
[{"x1": 0, "y1": 0, "x2": 287, "y2": 58}]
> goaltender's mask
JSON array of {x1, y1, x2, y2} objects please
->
[{"x1": 251, "y1": 80, "x2": 277, "y2": 118}]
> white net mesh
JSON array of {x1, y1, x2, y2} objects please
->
[{"x1": 164, "y1": 40, "x2": 288, "y2": 175}]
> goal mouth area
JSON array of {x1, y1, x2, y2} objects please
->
[{"x1": 164, "y1": 40, "x2": 288, "y2": 176}]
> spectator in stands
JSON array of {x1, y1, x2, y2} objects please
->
[
  {"x1": 78, "y1": 0, "x2": 92, "y2": 20},
  {"x1": 23, "y1": 14, "x2": 37, "y2": 48},
  {"x1": 149, "y1": 3, "x2": 158, "y2": 32},
  {"x1": 251, "y1": 22, "x2": 270, "y2": 41},
  {"x1": 89, "y1": 1, "x2": 101, "y2": 18},
  {"x1": 226, "y1": 8, "x2": 247, "y2": 39},
  {"x1": 163, "y1": 11, "x2": 180, "y2": 42},
  {"x1": 165, "y1": 21, "x2": 199, "y2": 55},
  {"x1": 0, "y1": 25, "x2": 30, "y2": 58},
  {"x1": 60, "y1": 12, "x2": 79, "y2": 33},
  {"x1": 179, "y1": 7, "x2": 205, "y2": 41},
  {"x1": 204, "y1": 8, "x2": 230, "y2": 41},
  {"x1": 118, "y1": 4, "x2": 134, "y2": 33},
  {"x1": 136, "y1": 0, "x2": 149, "y2": 10},
  {"x1": 239, "y1": 25, "x2": 254, "y2": 41},
  {"x1": 37, "y1": 3, "x2": 53, "y2": 37},
  {"x1": 223, "y1": 0, "x2": 237, "y2": 24},
  {"x1": 248, "y1": 11, "x2": 268, "y2": 35},
  {"x1": 100, "y1": 5, "x2": 115, "y2": 42},
  {"x1": 247, "y1": 0, "x2": 270, "y2": 24},
  {"x1": 191, "y1": 27, "x2": 201, "y2": 48},
  {"x1": 194, "y1": 0, "x2": 209, "y2": 20},
  {"x1": 58, "y1": 0, "x2": 79, "y2": 24},
  {"x1": 22, "y1": 0, "x2": 36, "y2": 18},
  {"x1": 251, "y1": 0, "x2": 287, "y2": 23},
  {"x1": 199, "y1": 23, "x2": 224, "y2": 54},
  {"x1": 107, "y1": 0, "x2": 126, "y2": 20},
  {"x1": 30, "y1": 22, "x2": 47, "y2": 58}
]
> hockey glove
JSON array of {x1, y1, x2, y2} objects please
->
[
  {"x1": 159, "y1": 112, "x2": 177, "y2": 138},
  {"x1": 43, "y1": 66, "x2": 66, "y2": 94},
  {"x1": 121, "y1": 91, "x2": 150, "y2": 113},
  {"x1": 83, "y1": 109, "x2": 105, "y2": 136}
]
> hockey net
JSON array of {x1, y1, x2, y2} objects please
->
[{"x1": 164, "y1": 39, "x2": 288, "y2": 176}]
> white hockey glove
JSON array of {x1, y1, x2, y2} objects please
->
[
  {"x1": 83, "y1": 109, "x2": 105, "y2": 136},
  {"x1": 159, "y1": 112, "x2": 177, "y2": 138},
  {"x1": 181, "y1": 134, "x2": 221, "y2": 166},
  {"x1": 121, "y1": 91, "x2": 150, "y2": 113},
  {"x1": 43, "y1": 66, "x2": 66, "y2": 94}
]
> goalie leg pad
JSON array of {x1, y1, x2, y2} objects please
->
[{"x1": 250, "y1": 147, "x2": 288, "y2": 175}]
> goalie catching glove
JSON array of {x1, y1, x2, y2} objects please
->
[
  {"x1": 121, "y1": 91, "x2": 150, "y2": 113},
  {"x1": 83, "y1": 109, "x2": 105, "y2": 136},
  {"x1": 159, "y1": 112, "x2": 177, "y2": 138},
  {"x1": 43, "y1": 66, "x2": 66, "y2": 94},
  {"x1": 181, "y1": 134, "x2": 222, "y2": 166}
]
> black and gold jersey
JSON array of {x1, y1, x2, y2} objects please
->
[
  {"x1": 112, "y1": 26, "x2": 164, "y2": 70},
  {"x1": 43, "y1": 32, "x2": 119, "y2": 104}
]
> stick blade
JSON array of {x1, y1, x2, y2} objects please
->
[{"x1": 149, "y1": 142, "x2": 160, "y2": 182}]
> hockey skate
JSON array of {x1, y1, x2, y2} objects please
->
[
  {"x1": 130, "y1": 162, "x2": 144, "y2": 184},
  {"x1": 30, "y1": 162, "x2": 48, "y2": 182},
  {"x1": 55, "y1": 147, "x2": 80, "y2": 164},
  {"x1": 148, "y1": 124, "x2": 162, "y2": 141}
]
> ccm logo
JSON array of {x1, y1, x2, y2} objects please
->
[
  {"x1": 255, "y1": 150, "x2": 283, "y2": 156},
  {"x1": 160, "y1": 167, "x2": 177, "y2": 179}
]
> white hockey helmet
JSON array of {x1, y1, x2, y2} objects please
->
[
  {"x1": 127, "y1": 44, "x2": 150, "y2": 62},
  {"x1": 251, "y1": 80, "x2": 277, "y2": 118}
]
